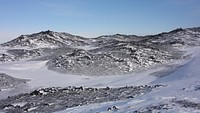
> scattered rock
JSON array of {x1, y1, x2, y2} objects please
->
[{"x1": 0, "y1": 85, "x2": 160, "y2": 113}]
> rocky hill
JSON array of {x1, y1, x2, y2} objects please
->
[{"x1": 0, "y1": 27, "x2": 200, "y2": 76}]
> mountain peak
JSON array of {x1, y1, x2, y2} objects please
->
[
  {"x1": 168, "y1": 28, "x2": 185, "y2": 34},
  {"x1": 38, "y1": 30, "x2": 54, "y2": 35}
]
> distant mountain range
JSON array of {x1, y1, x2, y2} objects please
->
[{"x1": 0, "y1": 27, "x2": 200, "y2": 76}]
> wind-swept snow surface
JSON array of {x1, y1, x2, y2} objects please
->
[
  {"x1": 0, "y1": 47, "x2": 200, "y2": 113},
  {"x1": 57, "y1": 47, "x2": 200, "y2": 113},
  {"x1": 0, "y1": 59, "x2": 161, "y2": 88},
  {"x1": 1, "y1": 27, "x2": 200, "y2": 112}
]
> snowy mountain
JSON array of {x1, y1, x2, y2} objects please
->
[
  {"x1": 1, "y1": 28, "x2": 200, "y2": 75},
  {"x1": 0, "y1": 27, "x2": 200, "y2": 112},
  {"x1": 1, "y1": 30, "x2": 89, "y2": 49},
  {"x1": 0, "y1": 30, "x2": 90, "y2": 63},
  {"x1": 47, "y1": 44, "x2": 174, "y2": 76}
]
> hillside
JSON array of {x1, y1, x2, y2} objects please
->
[{"x1": 0, "y1": 27, "x2": 200, "y2": 112}]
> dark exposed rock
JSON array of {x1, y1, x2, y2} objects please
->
[
  {"x1": 0, "y1": 54, "x2": 15, "y2": 63},
  {"x1": 0, "y1": 27, "x2": 200, "y2": 75},
  {"x1": 174, "y1": 100, "x2": 200, "y2": 109},
  {"x1": 0, "y1": 85, "x2": 161, "y2": 113},
  {"x1": 133, "y1": 103, "x2": 172, "y2": 113},
  {"x1": 47, "y1": 45, "x2": 175, "y2": 76}
]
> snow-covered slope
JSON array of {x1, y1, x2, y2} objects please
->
[
  {"x1": 0, "y1": 28, "x2": 200, "y2": 76},
  {"x1": 0, "y1": 27, "x2": 200, "y2": 113},
  {"x1": 0, "y1": 30, "x2": 89, "y2": 49},
  {"x1": 0, "y1": 46, "x2": 199, "y2": 113},
  {"x1": 56, "y1": 47, "x2": 200, "y2": 113}
]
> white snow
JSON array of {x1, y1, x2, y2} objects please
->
[
  {"x1": 27, "y1": 107, "x2": 38, "y2": 111},
  {"x1": 1, "y1": 46, "x2": 200, "y2": 112},
  {"x1": 0, "y1": 59, "x2": 171, "y2": 88},
  {"x1": 0, "y1": 47, "x2": 8, "y2": 54},
  {"x1": 56, "y1": 47, "x2": 200, "y2": 113},
  {"x1": 12, "y1": 102, "x2": 27, "y2": 107}
]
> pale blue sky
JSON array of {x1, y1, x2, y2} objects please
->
[{"x1": 0, "y1": 0, "x2": 200, "y2": 42}]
